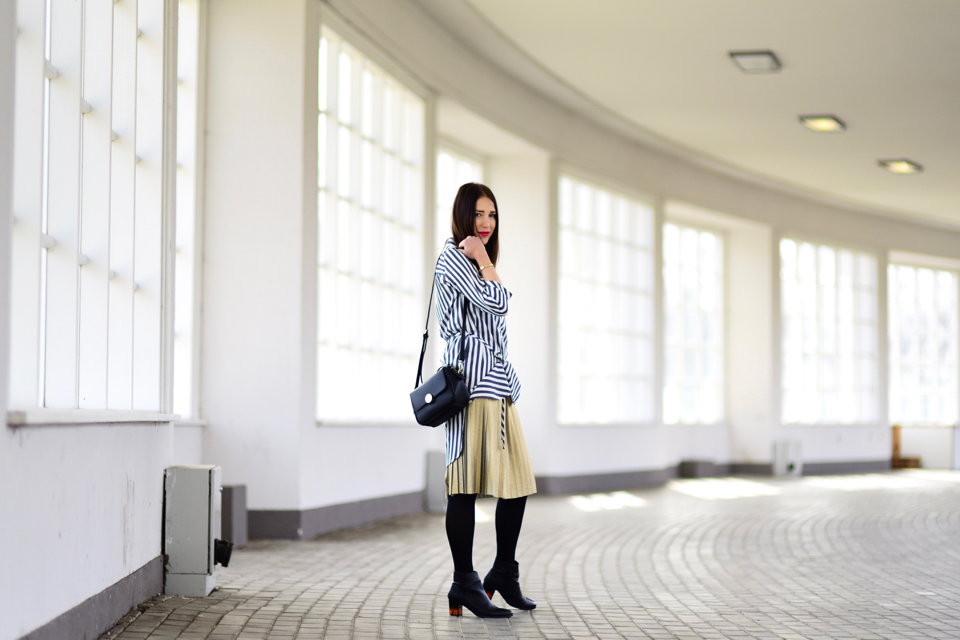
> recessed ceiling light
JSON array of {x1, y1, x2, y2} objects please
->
[
  {"x1": 729, "y1": 50, "x2": 782, "y2": 74},
  {"x1": 799, "y1": 115, "x2": 846, "y2": 133},
  {"x1": 878, "y1": 159, "x2": 923, "y2": 175}
]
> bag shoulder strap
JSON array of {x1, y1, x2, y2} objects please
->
[{"x1": 415, "y1": 248, "x2": 469, "y2": 388}]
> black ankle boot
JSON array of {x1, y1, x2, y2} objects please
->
[
  {"x1": 483, "y1": 559, "x2": 536, "y2": 610},
  {"x1": 448, "y1": 571, "x2": 513, "y2": 618}
]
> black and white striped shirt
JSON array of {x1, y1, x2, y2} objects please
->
[{"x1": 436, "y1": 239, "x2": 521, "y2": 464}]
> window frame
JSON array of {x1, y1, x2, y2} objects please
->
[
  {"x1": 661, "y1": 218, "x2": 727, "y2": 426},
  {"x1": 776, "y1": 231, "x2": 882, "y2": 427},
  {"x1": 314, "y1": 8, "x2": 434, "y2": 427},
  {"x1": 7, "y1": 0, "x2": 179, "y2": 425},
  {"x1": 172, "y1": 0, "x2": 208, "y2": 423},
  {"x1": 552, "y1": 163, "x2": 659, "y2": 427},
  {"x1": 887, "y1": 252, "x2": 960, "y2": 427}
]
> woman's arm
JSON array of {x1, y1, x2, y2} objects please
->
[{"x1": 438, "y1": 239, "x2": 510, "y2": 316}]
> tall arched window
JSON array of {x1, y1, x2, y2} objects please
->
[
  {"x1": 780, "y1": 238, "x2": 878, "y2": 424},
  {"x1": 557, "y1": 175, "x2": 655, "y2": 424},
  {"x1": 316, "y1": 25, "x2": 425, "y2": 423}
]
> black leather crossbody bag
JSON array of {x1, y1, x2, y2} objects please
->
[{"x1": 410, "y1": 257, "x2": 470, "y2": 427}]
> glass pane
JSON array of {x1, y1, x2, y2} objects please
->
[
  {"x1": 662, "y1": 221, "x2": 723, "y2": 423},
  {"x1": 338, "y1": 126, "x2": 351, "y2": 198},
  {"x1": 780, "y1": 239, "x2": 796, "y2": 278},
  {"x1": 783, "y1": 239, "x2": 881, "y2": 424},
  {"x1": 663, "y1": 223, "x2": 679, "y2": 266},
  {"x1": 634, "y1": 204, "x2": 654, "y2": 248},
  {"x1": 338, "y1": 51, "x2": 351, "y2": 124},
  {"x1": 576, "y1": 183, "x2": 592, "y2": 232},
  {"x1": 699, "y1": 231, "x2": 716, "y2": 270},
  {"x1": 596, "y1": 191, "x2": 612, "y2": 237},
  {"x1": 383, "y1": 84, "x2": 398, "y2": 151},
  {"x1": 557, "y1": 176, "x2": 658, "y2": 423},
  {"x1": 317, "y1": 114, "x2": 327, "y2": 189},
  {"x1": 318, "y1": 37, "x2": 328, "y2": 112},
  {"x1": 559, "y1": 177, "x2": 574, "y2": 228},
  {"x1": 818, "y1": 246, "x2": 835, "y2": 285},
  {"x1": 361, "y1": 69, "x2": 374, "y2": 138}
]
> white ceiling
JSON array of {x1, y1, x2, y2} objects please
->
[
  {"x1": 438, "y1": 97, "x2": 546, "y2": 157},
  {"x1": 415, "y1": 0, "x2": 960, "y2": 227}
]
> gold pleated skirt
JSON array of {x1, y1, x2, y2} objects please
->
[{"x1": 446, "y1": 398, "x2": 537, "y2": 499}]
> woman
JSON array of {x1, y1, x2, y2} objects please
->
[{"x1": 435, "y1": 183, "x2": 538, "y2": 619}]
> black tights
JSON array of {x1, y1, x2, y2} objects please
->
[{"x1": 446, "y1": 494, "x2": 527, "y2": 573}]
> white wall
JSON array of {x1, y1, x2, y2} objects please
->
[
  {"x1": 300, "y1": 427, "x2": 441, "y2": 507},
  {"x1": 0, "y1": 426, "x2": 172, "y2": 640},
  {"x1": 0, "y1": 0, "x2": 13, "y2": 634},
  {"x1": 0, "y1": 2, "x2": 185, "y2": 637},
  {"x1": 201, "y1": 0, "x2": 311, "y2": 510},
  {"x1": 900, "y1": 427, "x2": 956, "y2": 470},
  {"x1": 173, "y1": 424, "x2": 204, "y2": 466},
  {"x1": 1, "y1": 4, "x2": 171, "y2": 638},
  {"x1": 489, "y1": 155, "x2": 552, "y2": 472},
  {"x1": 0, "y1": 0, "x2": 13, "y2": 428}
]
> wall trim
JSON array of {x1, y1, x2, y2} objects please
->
[
  {"x1": 730, "y1": 463, "x2": 773, "y2": 475},
  {"x1": 248, "y1": 490, "x2": 425, "y2": 540},
  {"x1": 7, "y1": 409, "x2": 178, "y2": 426},
  {"x1": 536, "y1": 459, "x2": 895, "y2": 494},
  {"x1": 801, "y1": 459, "x2": 892, "y2": 475},
  {"x1": 731, "y1": 459, "x2": 893, "y2": 476},
  {"x1": 535, "y1": 467, "x2": 677, "y2": 495},
  {"x1": 21, "y1": 556, "x2": 162, "y2": 640}
]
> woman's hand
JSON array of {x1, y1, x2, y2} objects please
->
[
  {"x1": 458, "y1": 236, "x2": 501, "y2": 284},
  {"x1": 458, "y1": 236, "x2": 490, "y2": 264}
]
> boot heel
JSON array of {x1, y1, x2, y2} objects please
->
[
  {"x1": 483, "y1": 560, "x2": 537, "y2": 610},
  {"x1": 448, "y1": 571, "x2": 512, "y2": 618}
]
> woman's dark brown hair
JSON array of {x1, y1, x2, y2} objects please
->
[{"x1": 450, "y1": 182, "x2": 499, "y2": 266}]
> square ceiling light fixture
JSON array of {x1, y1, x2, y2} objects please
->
[
  {"x1": 879, "y1": 159, "x2": 923, "y2": 174},
  {"x1": 729, "y1": 50, "x2": 782, "y2": 74},
  {"x1": 799, "y1": 115, "x2": 846, "y2": 133}
]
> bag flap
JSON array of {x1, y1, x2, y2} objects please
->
[{"x1": 418, "y1": 368, "x2": 450, "y2": 398}]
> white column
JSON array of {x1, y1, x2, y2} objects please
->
[
  {"x1": 201, "y1": 0, "x2": 311, "y2": 510},
  {"x1": 488, "y1": 155, "x2": 551, "y2": 472},
  {"x1": 726, "y1": 223, "x2": 774, "y2": 463}
]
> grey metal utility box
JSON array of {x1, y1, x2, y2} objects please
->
[
  {"x1": 772, "y1": 440, "x2": 803, "y2": 477},
  {"x1": 164, "y1": 465, "x2": 222, "y2": 597},
  {"x1": 679, "y1": 460, "x2": 719, "y2": 478},
  {"x1": 222, "y1": 485, "x2": 248, "y2": 548},
  {"x1": 425, "y1": 451, "x2": 447, "y2": 514}
]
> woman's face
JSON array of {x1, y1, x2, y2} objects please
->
[{"x1": 474, "y1": 196, "x2": 497, "y2": 245}]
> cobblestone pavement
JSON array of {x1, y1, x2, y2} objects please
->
[{"x1": 102, "y1": 470, "x2": 960, "y2": 640}]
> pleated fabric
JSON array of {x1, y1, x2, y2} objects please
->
[{"x1": 445, "y1": 398, "x2": 537, "y2": 499}]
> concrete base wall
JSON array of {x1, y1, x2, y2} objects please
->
[
  {"x1": 20, "y1": 556, "x2": 162, "y2": 640},
  {"x1": 249, "y1": 490, "x2": 425, "y2": 540}
]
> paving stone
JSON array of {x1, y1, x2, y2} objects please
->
[{"x1": 98, "y1": 471, "x2": 960, "y2": 639}]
